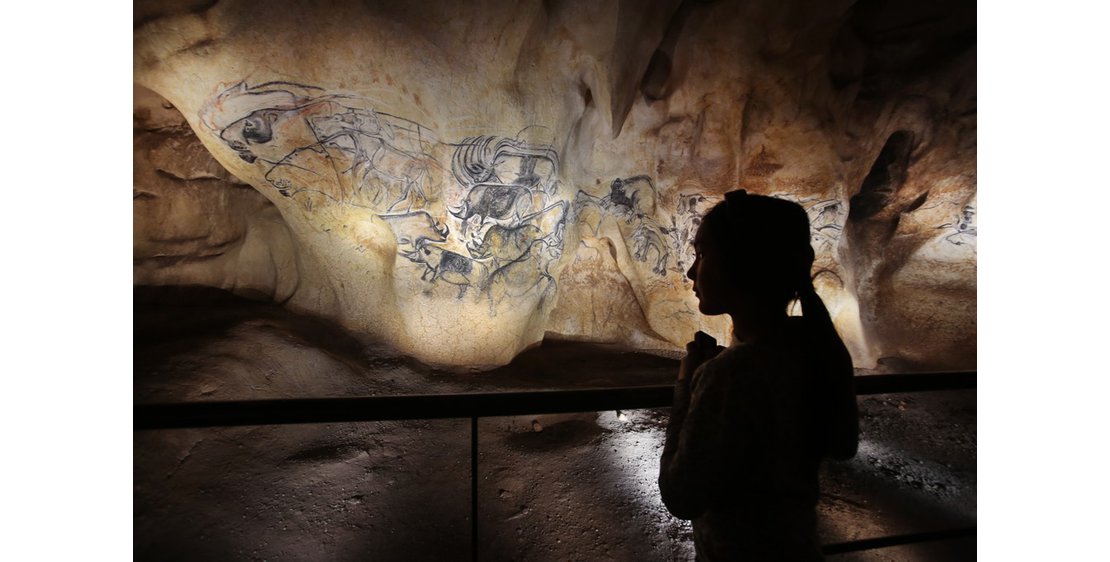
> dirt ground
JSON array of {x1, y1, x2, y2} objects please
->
[{"x1": 134, "y1": 287, "x2": 976, "y2": 561}]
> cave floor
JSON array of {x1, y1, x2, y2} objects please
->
[{"x1": 134, "y1": 288, "x2": 976, "y2": 561}]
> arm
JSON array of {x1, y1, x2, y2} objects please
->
[{"x1": 658, "y1": 347, "x2": 730, "y2": 520}]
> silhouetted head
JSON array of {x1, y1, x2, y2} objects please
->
[{"x1": 687, "y1": 190, "x2": 815, "y2": 322}]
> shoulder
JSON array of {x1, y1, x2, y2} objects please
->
[
  {"x1": 698, "y1": 345, "x2": 748, "y2": 374},
  {"x1": 690, "y1": 344, "x2": 755, "y2": 391},
  {"x1": 699, "y1": 338, "x2": 806, "y2": 392}
]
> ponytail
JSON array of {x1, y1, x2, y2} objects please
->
[{"x1": 798, "y1": 276, "x2": 859, "y2": 461}]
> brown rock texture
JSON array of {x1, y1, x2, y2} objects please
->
[
  {"x1": 133, "y1": 0, "x2": 975, "y2": 369},
  {"x1": 134, "y1": 85, "x2": 303, "y2": 303}
]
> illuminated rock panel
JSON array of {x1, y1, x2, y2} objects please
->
[{"x1": 134, "y1": 0, "x2": 975, "y2": 369}]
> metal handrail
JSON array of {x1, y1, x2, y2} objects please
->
[{"x1": 134, "y1": 371, "x2": 975, "y2": 430}]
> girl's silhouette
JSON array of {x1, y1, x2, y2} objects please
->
[{"x1": 658, "y1": 190, "x2": 859, "y2": 561}]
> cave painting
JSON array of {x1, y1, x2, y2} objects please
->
[
  {"x1": 201, "y1": 81, "x2": 437, "y2": 213},
  {"x1": 665, "y1": 193, "x2": 715, "y2": 276},
  {"x1": 575, "y1": 176, "x2": 728, "y2": 282},
  {"x1": 201, "y1": 82, "x2": 568, "y2": 313},
  {"x1": 378, "y1": 210, "x2": 450, "y2": 258},
  {"x1": 937, "y1": 204, "x2": 977, "y2": 247},
  {"x1": 134, "y1": 0, "x2": 977, "y2": 370},
  {"x1": 446, "y1": 134, "x2": 567, "y2": 311},
  {"x1": 763, "y1": 192, "x2": 849, "y2": 257}
]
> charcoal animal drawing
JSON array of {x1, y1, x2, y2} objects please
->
[
  {"x1": 768, "y1": 193, "x2": 848, "y2": 256},
  {"x1": 574, "y1": 175, "x2": 677, "y2": 277},
  {"x1": 203, "y1": 83, "x2": 571, "y2": 310},
  {"x1": 479, "y1": 239, "x2": 557, "y2": 311},
  {"x1": 378, "y1": 211, "x2": 450, "y2": 255},
  {"x1": 401, "y1": 239, "x2": 485, "y2": 299},
  {"x1": 441, "y1": 134, "x2": 568, "y2": 311},
  {"x1": 202, "y1": 81, "x2": 437, "y2": 213},
  {"x1": 665, "y1": 193, "x2": 714, "y2": 277},
  {"x1": 804, "y1": 198, "x2": 846, "y2": 254},
  {"x1": 938, "y1": 204, "x2": 977, "y2": 246}
]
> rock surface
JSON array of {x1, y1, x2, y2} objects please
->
[{"x1": 133, "y1": 0, "x2": 976, "y2": 369}]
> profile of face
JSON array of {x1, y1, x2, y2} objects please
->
[{"x1": 687, "y1": 224, "x2": 735, "y2": 316}]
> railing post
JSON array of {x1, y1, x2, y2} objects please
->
[{"x1": 471, "y1": 415, "x2": 478, "y2": 562}]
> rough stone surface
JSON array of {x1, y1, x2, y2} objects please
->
[
  {"x1": 134, "y1": 291, "x2": 976, "y2": 560},
  {"x1": 134, "y1": 85, "x2": 306, "y2": 303},
  {"x1": 133, "y1": 0, "x2": 976, "y2": 369}
]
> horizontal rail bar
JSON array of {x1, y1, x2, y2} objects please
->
[
  {"x1": 135, "y1": 386, "x2": 670, "y2": 430},
  {"x1": 134, "y1": 371, "x2": 973, "y2": 430},
  {"x1": 822, "y1": 525, "x2": 976, "y2": 555}
]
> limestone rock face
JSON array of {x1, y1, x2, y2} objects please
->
[
  {"x1": 134, "y1": 85, "x2": 304, "y2": 303},
  {"x1": 134, "y1": 0, "x2": 976, "y2": 369}
]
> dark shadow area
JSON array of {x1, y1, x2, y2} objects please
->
[
  {"x1": 469, "y1": 337, "x2": 678, "y2": 390},
  {"x1": 848, "y1": 130, "x2": 915, "y2": 223},
  {"x1": 830, "y1": 0, "x2": 976, "y2": 99},
  {"x1": 136, "y1": 286, "x2": 388, "y2": 363},
  {"x1": 135, "y1": 285, "x2": 430, "y2": 403}
]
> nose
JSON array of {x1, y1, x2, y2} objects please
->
[{"x1": 686, "y1": 262, "x2": 696, "y2": 282}]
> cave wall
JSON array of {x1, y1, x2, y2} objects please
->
[{"x1": 133, "y1": 0, "x2": 976, "y2": 369}]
